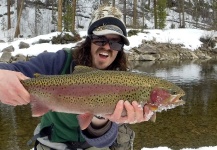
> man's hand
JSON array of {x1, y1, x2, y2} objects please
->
[
  {"x1": 105, "y1": 100, "x2": 154, "y2": 124},
  {"x1": 0, "y1": 70, "x2": 30, "y2": 106}
]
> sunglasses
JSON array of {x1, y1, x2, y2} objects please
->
[{"x1": 89, "y1": 35, "x2": 124, "y2": 51}]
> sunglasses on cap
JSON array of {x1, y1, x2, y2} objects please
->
[{"x1": 89, "y1": 35, "x2": 124, "y2": 51}]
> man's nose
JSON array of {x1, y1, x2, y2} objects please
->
[{"x1": 103, "y1": 42, "x2": 111, "y2": 50}]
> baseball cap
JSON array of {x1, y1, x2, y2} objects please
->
[{"x1": 87, "y1": 6, "x2": 130, "y2": 46}]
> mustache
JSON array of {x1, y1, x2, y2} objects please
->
[{"x1": 96, "y1": 47, "x2": 112, "y2": 53}]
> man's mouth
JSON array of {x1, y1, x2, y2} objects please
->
[{"x1": 99, "y1": 52, "x2": 109, "y2": 58}]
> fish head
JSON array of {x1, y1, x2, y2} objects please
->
[{"x1": 147, "y1": 81, "x2": 185, "y2": 112}]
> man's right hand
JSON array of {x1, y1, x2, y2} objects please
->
[{"x1": 0, "y1": 70, "x2": 30, "y2": 106}]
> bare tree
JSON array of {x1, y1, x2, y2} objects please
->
[
  {"x1": 178, "y1": 0, "x2": 185, "y2": 28},
  {"x1": 181, "y1": 0, "x2": 185, "y2": 28},
  {"x1": 133, "y1": 0, "x2": 137, "y2": 28},
  {"x1": 14, "y1": 0, "x2": 24, "y2": 38},
  {"x1": 123, "y1": 0, "x2": 126, "y2": 25},
  {"x1": 112, "y1": 0, "x2": 115, "y2": 7},
  {"x1": 154, "y1": 0, "x2": 157, "y2": 29},
  {"x1": 57, "y1": 0, "x2": 63, "y2": 32},
  {"x1": 7, "y1": 0, "x2": 11, "y2": 29},
  {"x1": 15, "y1": 0, "x2": 21, "y2": 37}
]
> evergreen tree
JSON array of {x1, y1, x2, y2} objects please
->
[
  {"x1": 62, "y1": 0, "x2": 76, "y2": 32},
  {"x1": 157, "y1": 0, "x2": 167, "y2": 29}
]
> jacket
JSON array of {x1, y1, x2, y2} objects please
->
[{"x1": 0, "y1": 50, "x2": 118, "y2": 148}]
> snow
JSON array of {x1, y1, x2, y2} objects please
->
[{"x1": 0, "y1": 29, "x2": 216, "y2": 58}]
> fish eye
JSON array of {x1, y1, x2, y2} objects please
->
[{"x1": 169, "y1": 89, "x2": 177, "y2": 95}]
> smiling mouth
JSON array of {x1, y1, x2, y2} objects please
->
[{"x1": 99, "y1": 52, "x2": 109, "y2": 58}]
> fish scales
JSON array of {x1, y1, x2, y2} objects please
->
[{"x1": 21, "y1": 66, "x2": 185, "y2": 117}]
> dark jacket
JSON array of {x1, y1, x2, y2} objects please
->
[{"x1": 0, "y1": 50, "x2": 118, "y2": 148}]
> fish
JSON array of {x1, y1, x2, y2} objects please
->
[{"x1": 21, "y1": 65, "x2": 185, "y2": 129}]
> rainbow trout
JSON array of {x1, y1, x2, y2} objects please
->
[{"x1": 21, "y1": 65, "x2": 185, "y2": 129}]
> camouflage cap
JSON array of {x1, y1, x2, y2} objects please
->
[{"x1": 88, "y1": 6, "x2": 129, "y2": 46}]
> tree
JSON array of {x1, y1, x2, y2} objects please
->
[
  {"x1": 34, "y1": 0, "x2": 42, "y2": 36},
  {"x1": 178, "y1": 0, "x2": 185, "y2": 28},
  {"x1": 123, "y1": 0, "x2": 127, "y2": 25},
  {"x1": 212, "y1": 0, "x2": 217, "y2": 29},
  {"x1": 154, "y1": 0, "x2": 158, "y2": 29},
  {"x1": 181, "y1": 0, "x2": 185, "y2": 28},
  {"x1": 133, "y1": 0, "x2": 137, "y2": 28},
  {"x1": 112, "y1": 0, "x2": 115, "y2": 7},
  {"x1": 141, "y1": 0, "x2": 146, "y2": 28},
  {"x1": 57, "y1": 0, "x2": 63, "y2": 32},
  {"x1": 14, "y1": 0, "x2": 24, "y2": 38},
  {"x1": 62, "y1": 0, "x2": 77, "y2": 32},
  {"x1": 157, "y1": 0, "x2": 167, "y2": 29},
  {"x1": 7, "y1": 0, "x2": 11, "y2": 30},
  {"x1": 71, "y1": 0, "x2": 77, "y2": 32}
]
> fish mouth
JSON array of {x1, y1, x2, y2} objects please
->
[{"x1": 149, "y1": 94, "x2": 185, "y2": 112}]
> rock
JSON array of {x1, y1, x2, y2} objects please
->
[
  {"x1": 14, "y1": 54, "x2": 26, "y2": 62},
  {"x1": 139, "y1": 54, "x2": 156, "y2": 61},
  {"x1": 126, "y1": 39, "x2": 217, "y2": 61},
  {"x1": 0, "y1": 52, "x2": 12, "y2": 63},
  {"x1": 2, "y1": 45, "x2": 14, "y2": 52},
  {"x1": 136, "y1": 44, "x2": 158, "y2": 54},
  {"x1": 0, "y1": 40, "x2": 5, "y2": 43},
  {"x1": 38, "y1": 39, "x2": 50, "y2": 44},
  {"x1": 19, "y1": 41, "x2": 30, "y2": 49}
]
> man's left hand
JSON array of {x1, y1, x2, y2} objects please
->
[{"x1": 105, "y1": 100, "x2": 154, "y2": 124}]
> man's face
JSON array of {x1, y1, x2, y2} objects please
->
[{"x1": 90, "y1": 34, "x2": 122, "y2": 69}]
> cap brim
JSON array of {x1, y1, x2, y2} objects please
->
[{"x1": 93, "y1": 30, "x2": 130, "y2": 46}]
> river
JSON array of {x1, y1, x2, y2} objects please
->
[{"x1": 0, "y1": 59, "x2": 217, "y2": 150}]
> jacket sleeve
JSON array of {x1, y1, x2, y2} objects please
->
[
  {"x1": 81, "y1": 122, "x2": 118, "y2": 148},
  {"x1": 0, "y1": 50, "x2": 67, "y2": 77}
]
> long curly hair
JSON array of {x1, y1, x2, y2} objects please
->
[{"x1": 72, "y1": 37, "x2": 128, "y2": 71}]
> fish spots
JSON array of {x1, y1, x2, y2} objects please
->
[{"x1": 20, "y1": 66, "x2": 185, "y2": 116}]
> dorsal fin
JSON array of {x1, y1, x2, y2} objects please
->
[
  {"x1": 33, "y1": 73, "x2": 42, "y2": 78},
  {"x1": 73, "y1": 65, "x2": 98, "y2": 74}
]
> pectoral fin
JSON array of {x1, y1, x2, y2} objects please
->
[
  {"x1": 77, "y1": 113, "x2": 94, "y2": 130},
  {"x1": 30, "y1": 95, "x2": 50, "y2": 117}
]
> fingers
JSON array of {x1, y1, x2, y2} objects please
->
[
  {"x1": 124, "y1": 101, "x2": 136, "y2": 123},
  {"x1": 106, "y1": 100, "x2": 154, "y2": 124},
  {"x1": 0, "y1": 70, "x2": 30, "y2": 106},
  {"x1": 105, "y1": 100, "x2": 124, "y2": 123},
  {"x1": 132, "y1": 101, "x2": 144, "y2": 123},
  {"x1": 16, "y1": 72, "x2": 30, "y2": 80}
]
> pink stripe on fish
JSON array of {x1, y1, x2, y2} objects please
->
[{"x1": 31, "y1": 84, "x2": 138, "y2": 97}]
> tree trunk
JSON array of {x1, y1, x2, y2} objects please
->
[
  {"x1": 181, "y1": 0, "x2": 185, "y2": 28},
  {"x1": 71, "y1": 0, "x2": 76, "y2": 32},
  {"x1": 147, "y1": 0, "x2": 151, "y2": 10},
  {"x1": 15, "y1": 0, "x2": 22, "y2": 36},
  {"x1": 141, "y1": 0, "x2": 145, "y2": 28},
  {"x1": 123, "y1": 0, "x2": 126, "y2": 25},
  {"x1": 112, "y1": 0, "x2": 115, "y2": 7},
  {"x1": 133, "y1": 0, "x2": 137, "y2": 28},
  {"x1": 14, "y1": 0, "x2": 24, "y2": 38},
  {"x1": 154, "y1": 0, "x2": 158, "y2": 29},
  {"x1": 177, "y1": 0, "x2": 182, "y2": 27},
  {"x1": 7, "y1": 0, "x2": 11, "y2": 29},
  {"x1": 57, "y1": 0, "x2": 63, "y2": 32}
]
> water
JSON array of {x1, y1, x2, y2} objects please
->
[
  {"x1": 0, "y1": 60, "x2": 217, "y2": 150},
  {"x1": 130, "y1": 60, "x2": 217, "y2": 150}
]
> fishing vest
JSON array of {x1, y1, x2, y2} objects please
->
[{"x1": 39, "y1": 48, "x2": 86, "y2": 143}]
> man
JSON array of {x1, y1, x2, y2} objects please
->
[{"x1": 0, "y1": 6, "x2": 153, "y2": 150}]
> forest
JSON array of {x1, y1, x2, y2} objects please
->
[{"x1": 1, "y1": 0, "x2": 217, "y2": 38}]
